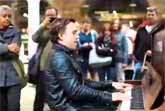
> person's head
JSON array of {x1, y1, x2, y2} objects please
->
[
  {"x1": 99, "y1": 23, "x2": 111, "y2": 37},
  {"x1": 49, "y1": 18, "x2": 79, "y2": 50},
  {"x1": 0, "y1": 5, "x2": 12, "y2": 29},
  {"x1": 44, "y1": 7, "x2": 58, "y2": 22},
  {"x1": 81, "y1": 19, "x2": 92, "y2": 32},
  {"x1": 146, "y1": 6, "x2": 159, "y2": 25},
  {"x1": 111, "y1": 19, "x2": 121, "y2": 31}
]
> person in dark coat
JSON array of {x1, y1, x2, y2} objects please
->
[
  {"x1": 0, "y1": 5, "x2": 22, "y2": 111},
  {"x1": 32, "y1": 7, "x2": 58, "y2": 111},
  {"x1": 95, "y1": 23, "x2": 117, "y2": 81},
  {"x1": 133, "y1": 6, "x2": 159, "y2": 80},
  {"x1": 45, "y1": 18, "x2": 132, "y2": 111}
]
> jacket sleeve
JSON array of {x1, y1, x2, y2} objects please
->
[
  {"x1": 12, "y1": 28, "x2": 21, "y2": 46},
  {"x1": 121, "y1": 34, "x2": 128, "y2": 64},
  {"x1": 51, "y1": 53, "x2": 113, "y2": 104},
  {"x1": 0, "y1": 27, "x2": 21, "y2": 56},
  {"x1": 32, "y1": 25, "x2": 49, "y2": 43},
  {"x1": 0, "y1": 43, "x2": 8, "y2": 55},
  {"x1": 84, "y1": 79, "x2": 116, "y2": 91},
  {"x1": 95, "y1": 37, "x2": 114, "y2": 57},
  {"x1": 9, "y1": 28, "x2": 21, "y2": 57},
  {"x1": 133, "y1": 29, "x2": 140, "y2": 59}
]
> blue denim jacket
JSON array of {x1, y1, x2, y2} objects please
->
[
  {"x1": 115, "y1": 32, "x2": 128, "y2": 64},
  {"x1": 0, "y1": 25, "x2": 21, "y2": 87}
]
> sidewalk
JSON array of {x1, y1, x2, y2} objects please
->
[
  {"x1": 20, "y1": 84, "x2": 35, "y2": 111},
  {"x1": 20, "y1": 83, "x2": 50, "y2": 111}
]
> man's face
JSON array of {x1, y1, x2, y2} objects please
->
[
  {"x1": 45, "y1": 8, "x2": 57, "y2": 20},
  {"x1": 62, "y1": 22, "x2": 79, "y2": 50},
  {"x1": 112, "y1": 22, "x2": 119, "y2": 31},
  {"x1": 82, "y1": 23, "x2": 91, "y2": 32},
  {"x1": 0, "y1": 9, "x2": 12, "y2": 28},
  {"x1": 146, "y1": 11, "x2": 158, "y2": 25}
]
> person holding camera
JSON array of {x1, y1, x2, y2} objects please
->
[{"x1": 31, "y1": 7, "x2": 58, "y2": 111}]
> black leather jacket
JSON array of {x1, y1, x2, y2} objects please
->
[{"x1": 45, "y1": 43, "x2": 117, "y2": 111}]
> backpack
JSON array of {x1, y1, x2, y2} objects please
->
[{"x1": 28, "y1": 47, "x2": 42, "y2": 84}]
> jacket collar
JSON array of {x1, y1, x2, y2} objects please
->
[{"x1": 54, "y1": 43, "x2": 74, "y2": 55}]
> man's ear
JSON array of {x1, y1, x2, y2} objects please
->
[{"x1": 58, "y1": 33, "x2": 63, "y2": 41}]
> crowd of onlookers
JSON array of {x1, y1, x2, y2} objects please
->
[
  {"x1": 78, "y1": 6, "x2": 159, "y2": 83},
  {"x1": 77, "y1": 18, "x2": 129, "y2": 82},
  {"x1": 0, "y1": 4, "x2": 161, "y2": 111}
]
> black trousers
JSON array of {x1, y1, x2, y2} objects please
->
[
  {"x1": 33, "y1": 71, "x2": 46, "y2": 111},
  {"x1": 0, "y1": 84, "x2": 21, "y2": 111}
]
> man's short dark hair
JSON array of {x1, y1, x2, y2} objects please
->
[{"x1": 49, "y1": 18, "x2": 75, "y2": 43}]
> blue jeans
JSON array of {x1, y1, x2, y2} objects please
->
[
  {"x1": 98, "y1": 66, "x2": 116, "y2": 81},
  {"x1": 116, "y1": 62, "x2": 125, "y2": 82},
  {"x1": 132, "y1": 61, "x2": 142, "y2": 80}
]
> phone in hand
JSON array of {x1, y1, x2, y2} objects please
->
[{"x1": 49, "y1": 17, "x2": 56, "y2": 23}]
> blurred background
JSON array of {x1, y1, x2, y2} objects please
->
[
  {"x1": 1, "y1": 0, "x2": 165, "y2": 57},
  {"x1": 0, "y1": 0, "x2": 165, "y2": 110},
  {"x1": 1, "y1": 0, "x2": 165, "y2": 29}
]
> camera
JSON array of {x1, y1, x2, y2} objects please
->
[{"x1": 49, "y1": 17, "x2": 56, "y2": 23}]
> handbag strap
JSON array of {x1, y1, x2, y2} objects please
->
[
  {"x1": 34, "y1": 47, "x2": 43, "y2": 59},
  {"x1": 91, "y1": 30, "x2": 96, "y2": 43},
  {"x1": 12, "y1": 59, "x2": 27, "y2": 88}
]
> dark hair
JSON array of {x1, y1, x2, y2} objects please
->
[
  {"x1": 110, "y1": 20, "x2": 121, "y2": 32},
  {"x1": 49, "y1": 18, "x2": 75, "y2": 43},
  {"x1": 98, "y1": 23, "x2": 117, "y2": 45},
  {"x1": 99, "y1": 23, "x2": 111, "y2": 37}
]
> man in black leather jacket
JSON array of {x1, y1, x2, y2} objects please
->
[{"x1": 45, "y1": 18, "x2": 132, "y2": 111}]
